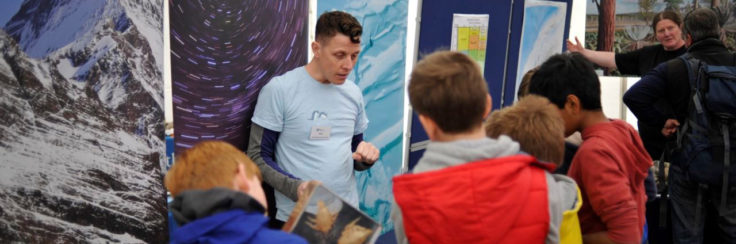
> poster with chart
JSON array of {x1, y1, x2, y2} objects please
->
[
  {"x1": 451, "y1": 14, "x2": 488, "y2": 73},
  {"x1": 515, "y1": 1, "x2": 567, "y2": 102}
]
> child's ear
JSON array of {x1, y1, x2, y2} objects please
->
[
  {"x1": 483, "y1": 94, "x2": 492, "y2": 118},
  {"x1": 565, "y1": 94, "x2": 581, "y2": 115},
  {"x1": 233, "y1": 164, "x2": 251, "y2": 192},
  {"x1": 418, "y1": 114, "x2": 438, "y2": 140}
]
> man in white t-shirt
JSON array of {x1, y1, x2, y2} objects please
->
[{"x1": 247, "y1": 11, "x2": 379, "y2": 227}]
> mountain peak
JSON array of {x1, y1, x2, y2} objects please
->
[{"x1": 4, "y1": 0, "x2": 113, "y2": 58}]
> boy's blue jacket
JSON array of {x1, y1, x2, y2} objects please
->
[{"x1": 170, "y1": 187, "x2": 306, "y2": 244}]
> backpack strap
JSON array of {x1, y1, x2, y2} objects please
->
[
  {"x1": 719, "y1": 50, "x2": 736, "y2": 214},
  {"x1": 695, "y1": 184, "x2": 707, "y2": 230},
  {"x1": 676, "y1": 56, "x2": 699, "y2": 150},
  {"x1": 679, "y1": 55, "x2": 697, "y2": 87},
  {"x1": 658, "y1": 143, "x2": 670, "y2": 229},
  {"x1": 721, "y1": 123, "x2": 731, "y2": 215},
  {"x1": 679, "y1": 55, "x2": 706, "y2": 114}
]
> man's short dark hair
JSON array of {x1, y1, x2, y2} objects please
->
[
  {"x1": 409, "y1": 51, "x2": 488, "y2": 133},
  {"x1": 315, "y1": 11, "x2": 362, "y2": 44},
  {"x1": 683, "y1": 8, "x2": 721, "y2": 43},
  {"x1": 528, "y1": 53, "x2": 602, "y2": 110}
]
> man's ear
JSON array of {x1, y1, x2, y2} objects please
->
[
  {"x1": 311, "y1": 41, "x2": 320, "y2": 58},
  {"x1": 418, "y1": 114, "x2": 438, "y2": 140},
  {"x1": 685, "y1": 34, "x2": 693, "y2": 47}
]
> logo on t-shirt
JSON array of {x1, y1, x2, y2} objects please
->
[{"x1": 309, "y1": 110, "x2": 328, "y2": 120}]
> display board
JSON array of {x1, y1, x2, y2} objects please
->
[
  {"x1": 170, "y1": 0, "x2": 308, "y2": 153},
  {"x1": 408, "y1": 0, "x2": 572, "y2": 170},
  {"x1": 0, "y1": 0, "x2": 167, "y2": 242},
  {"x1": 513, "y1": 1, "x2": 568, "y2": 102}
]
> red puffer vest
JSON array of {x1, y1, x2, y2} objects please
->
[{"x1": 393, "y1": 154, "x2": 553, "y2": 244}]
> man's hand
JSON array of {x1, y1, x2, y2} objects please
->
[
  {"x1": 352, "y1": 141, "x2": 379, "y2": 164},
  {"x1": 662, "y1": 119, "x2": 680, "y2": 137},
  {"x1": 567, "y1": 36, "x2": 585, "y2": 53}
]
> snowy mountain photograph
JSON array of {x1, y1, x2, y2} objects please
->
[{"x1": 0, "y1": 0, "x2": 167, "y2": 242}]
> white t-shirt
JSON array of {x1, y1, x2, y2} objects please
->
[{"x1": 252, "y1": 66, "x2": 368, "y2": 221}]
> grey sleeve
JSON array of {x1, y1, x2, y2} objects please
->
[
  {"x1": 545, "y1": 173, "x2": 579, "y2": 244},
  {"x1": 391, "y1": 201, "x2": 409, "y2": 244},
  {"x1": 354, "y1": 161, "x2": 373, "y2": 171},
  {"x1": 247, "y1": 123, "x2": 303, "y2": 201},
  {"x1": 351, "y1": 134, "x2": 375, "y2": 171}
]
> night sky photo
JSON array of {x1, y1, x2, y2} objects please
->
[{"x1": 170, "y1": 0, "x2": 308, "y2": 152}]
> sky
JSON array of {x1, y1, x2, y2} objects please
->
[{"x1": 0, "y1": 0, "x2": 25, "y2": 28}]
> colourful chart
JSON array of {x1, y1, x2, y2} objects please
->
[{"x1": 451, "y1": 14, "x2": 488, "y2": 73}]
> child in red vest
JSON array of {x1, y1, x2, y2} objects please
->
[{"x1": 392, "y1": 51, "x2": 580, "y2": 244}]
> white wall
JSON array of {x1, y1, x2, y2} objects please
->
[
  {"x1": 569, "y1": 0, "x2": 586, "y2": 43},
  {"x1": 308, "y1": 0, "x2": 317, "y2": 60},
  {"x1": 402, "y1": 0, "x2": 420, "y2": 170},
  {"x1": 164, "y1": 2, "x2": 172, "y2": 124}
]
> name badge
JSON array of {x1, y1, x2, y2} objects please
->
[{"x1": 309, "y1": 126, "x2": 331, "y2": 140}]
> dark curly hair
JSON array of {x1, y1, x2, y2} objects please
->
[{"x1": 316, "y1": 11, "x2": 362, "y2": 44}]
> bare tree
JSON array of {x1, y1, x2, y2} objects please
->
[{"x1": 594, "y1": 0, "x2": 616, "y2": 52}]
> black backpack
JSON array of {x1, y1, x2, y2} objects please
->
[{"x1": 676, "y1": 54, "x2": 736, "y2": 210}]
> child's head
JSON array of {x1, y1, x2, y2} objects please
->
[
  {"x1": 408, "y1": 51, "x2": 491, "y2": 137},
  {"x1": 529, "y1": 53, "x2": 601, "y2": 136},
  {"x1": 516, "y1": 66, "x2": 539, "y2": 99},
  {"x1": 485, "y1": 95, "x2": 565, "y2": 165},
  {"x1": 165, "y1": 141, "x2": 266, "y2": 207}
]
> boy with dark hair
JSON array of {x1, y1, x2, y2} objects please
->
[
  {"x1": 166, "y1": 141, "x2": 306, "y2": 244},
  {"x1": 392, "y1": 51, "x2": 580, "y2": 244},
  {"x1": 517, "y1": 67, "x2": 580, "y2": 175},
  {"x1": 530, "y1": 53, "x2": 652, "y2": 244},
  {"x1": 248, "y1": 10, "x2": 379, "y2": 228}
]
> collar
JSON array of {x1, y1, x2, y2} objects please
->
[
  {"x1": 688, "y1": 38, "x2": 727, "y2": 53},
  {"x1": 170, "y1": 187, "x2": 265, "y2": 225}
]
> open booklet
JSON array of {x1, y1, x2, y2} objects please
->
[{"x1": 282, "y1": 181, "x2": 381, "y2": 244}]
